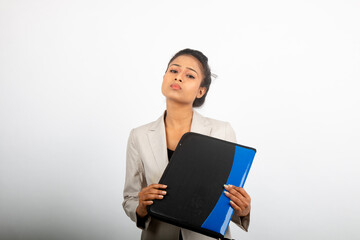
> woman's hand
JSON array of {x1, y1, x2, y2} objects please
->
[
  {"x1": 136, "y1": 184, "x2": 167, "y2": 218},
  {"x1": 224, "y1": 184, "x2": 251, "y2": 217}
]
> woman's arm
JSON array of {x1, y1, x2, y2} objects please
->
[
  {"x1": 122, "y1": 129, "x2": 149, "y2": 228},
  {"x1": 225, "y1": 123, "x2": 251, "y2": 232},
  {"x1": 122, "y1": 129, "x2": 167, "y2": 229}
]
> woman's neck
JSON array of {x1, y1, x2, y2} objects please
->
[{"x1": 165, "y1": 101, "x2": 193, "y2": 131}]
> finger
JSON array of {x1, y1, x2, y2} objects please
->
[
  {"x1": 141, "y1": 185, "x2": 167, "y2": 195},
  {"x1": 224, "y1": 190, "x2": 244, "y2": 206},
  {"x1": 230, "y1": 200, "x2": 244, "y2": 212},
  {"x1": 141, "y1": 200, "x2": 154, "y2": 206},
  {"x1": 224, "y1": 184, "x2": 249, "y2": 196},
  {"x1": 224, "y1": 190, "x2": 251, "y2": 211},
  {"x1": 148, "y1": 184, "x2": 167, "y2": 189},
  {"x1": 142, "y1": 193, "x2": 165, "y2": 201},
  {"x1": 148, "y1": 189, "x2": 167, "y2": 195},
  {"x1": 143, "y1": 188, "x2": 167, "y2": 197},
  {"x1": 226, "y1": 186, "x2": 250, "y2": 202},
  {"x1": 225, "y1": 187, "x2": 246, "y2": 202},
  {"x1": 224, "y1": 184, "x2": 242, "y2": 195},
  {"x1": 139, "y1": 186, "x2": 167, "y2": 201}
]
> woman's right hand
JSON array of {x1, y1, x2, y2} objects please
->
[{"x1": 136, "y1": 184, "x2": 167, "y2": 218}]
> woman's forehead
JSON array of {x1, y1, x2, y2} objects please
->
[{"x1": 169, "y1": 55, "x2": 203, "y2": 72}]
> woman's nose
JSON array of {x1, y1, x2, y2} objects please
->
[{"x1": 175, "y1": 75, "x2": 183, "y2": 82}]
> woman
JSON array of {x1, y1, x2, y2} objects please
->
[{"x1": 123, "y1": 49, "x2": 251, "y2": 240}]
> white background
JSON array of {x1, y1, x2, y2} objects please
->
[{"x1": 1, "y1": 0, "x2": 359, "y2": 239}]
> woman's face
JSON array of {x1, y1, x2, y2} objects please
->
[{"x1": 161, "y1": 55, "x2": 206, "y2": 106}]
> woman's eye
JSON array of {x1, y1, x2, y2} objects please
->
[
  {"x1": 170, "y1": 69, "x2": 177, "y2": 73},
  {"x1": 187, "y1": 74, "x2": 195, "y2": 79}
]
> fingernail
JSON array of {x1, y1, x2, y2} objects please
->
[
  {"x1": 224, "y1": 191, "x2": 229, "y2": 195},
  {"x1": 224, "y1": 184, "x2": 229, "y2": 189},
  {"x1": 161, "y1": 191, "x2": 166, "y2": 195},
  {"x1": 159, "y1": 195, "x2": 163, "y2": 199},
  {"x1": 163, "y1": 185, "x2": 167, "y2": 188}
]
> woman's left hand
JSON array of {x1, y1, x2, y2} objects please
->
[{"x1": 224, "y1": 184, "x2": 251, "y2": 217}]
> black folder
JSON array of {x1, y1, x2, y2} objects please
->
[{"x1": 148, "y1": 132, "x2": 256, "y2": 239}]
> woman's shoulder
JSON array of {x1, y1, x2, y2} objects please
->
[
  {"x1": 194, "y1": 111, "x2": 231, "y2": 128},
  {"x1": 194, "y1": 111, "x2": 236, "y2": 142}
]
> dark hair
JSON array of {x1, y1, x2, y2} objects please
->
[{"x1": 166, "y1": 48, "x2": 212, "y2": 107}]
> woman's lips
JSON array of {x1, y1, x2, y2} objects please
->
[{"x1": 170, "y1": 83, "x2": 181, "y2": 90}]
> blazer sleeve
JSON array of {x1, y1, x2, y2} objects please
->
[
  {"x1": 225, "y1": 122, "x2": 251, "y2": 232},
  {"x1": 122, "y1": 129, "x2": 151, "y2": 229}
]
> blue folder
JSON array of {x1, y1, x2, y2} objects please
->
[{"x1": 148, "y1": 132, "x2": 256, "y2": 239}]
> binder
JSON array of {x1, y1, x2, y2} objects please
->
[{"x1": 148, "y1": 132, "x2": 256, "y2": 239}]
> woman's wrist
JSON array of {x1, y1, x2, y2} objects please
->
[
  {"x1": 136, "y1": 205, "x2": 148, "y2": 218},
  {"x1": 136, "y1": 209, "x2": 149, "y2": 229}
]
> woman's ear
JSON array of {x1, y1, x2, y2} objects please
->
[{"x1": 196, "y1": 87, "x2": 207, "y2": 99}]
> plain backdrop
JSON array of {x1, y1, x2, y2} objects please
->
[{"x1": 1, "y1": 0, "x2": 359, "y2": 239}]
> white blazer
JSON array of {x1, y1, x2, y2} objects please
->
[{"x1": 123, "y1": 111, "x2": 250, "y2": 240}]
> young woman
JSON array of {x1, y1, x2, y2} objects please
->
[{"x1": 123, "y1": 49, "x2": 251, "y2": 240}]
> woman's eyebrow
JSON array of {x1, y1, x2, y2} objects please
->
[
  {"x1": 187, "y1": 67, "x2": 198, "y2": 74},
  {"x1": 170, "y1": 64, "x2": 198, "y2": 74}
]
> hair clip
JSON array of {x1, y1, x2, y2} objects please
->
[{"x1": 211, "y1": 73, "x2": 218, "y2": 79}]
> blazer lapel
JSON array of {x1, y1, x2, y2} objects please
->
[
  {"x1": 190, "y1": 110, "x2": 212, "y2": 136},
  {"x1": 146, "y1": 110, "x2": 212, "y2": 176},
  {"x1": 147, "y1": 112, "x2": 169, "y2": 174}
]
